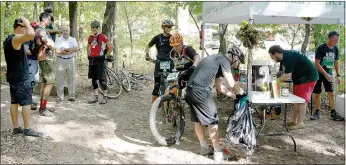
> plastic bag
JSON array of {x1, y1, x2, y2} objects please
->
[{"x1": 225, "y1": 94, "x2": 256, "y2": 156}]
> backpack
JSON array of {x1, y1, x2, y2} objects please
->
[
  {"x1": 172, "y1": 45, "x2": 194, "y2": 62},
  {"x1": 88, "y1": 34, "x2": 109, "y2": 57}
]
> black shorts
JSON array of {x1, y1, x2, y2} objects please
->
[
  {"x1": 185, "y1": 87, "x2": 219, "y2": 126},
  {"x1": 154, "y1": 59, "x2": 174, "y2": 78},
  {"x1": 313, "y1": 74, "x2": 333, "y2": 94},
  {"x1": 88, "y1": 56, "x2": 106, "y2": 80},
  {"x1": 9, "y1": 79, "x2": 33, "y2": 106}
]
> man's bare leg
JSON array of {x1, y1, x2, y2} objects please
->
[{"x1": 10, "y1": 104, "x2": 19, "y2": 128}]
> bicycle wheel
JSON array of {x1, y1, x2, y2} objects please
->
[
  {"x1": 109, "y1": 67, "x2": 131, "y2": 92},
  {"x1": 99, "y1": 71, "x2": 123, "y2": 99},
  {"x1": 149, "y1": 94, "x2": 185, "y2": 146}
]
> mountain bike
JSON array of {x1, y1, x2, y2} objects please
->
[
  {"x1": 149, "y1": 71, "x2": 186, "y2": 146},
  {"x1": 97, "y1": 57, "x2": 123, "y2": 99}
]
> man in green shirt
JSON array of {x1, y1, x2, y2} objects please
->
[
  {"x1": 44, "y1": 7, "x2": 60, "y2": 42},
  {"x1": 268, "y1": 45, "x2": 319, "y2": 130},
  {"x1": 311, "y1": 31, "x2": 344, "y2": 121}
]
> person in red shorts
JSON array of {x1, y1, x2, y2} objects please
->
[{"x1": 268, "y1": 45, "x2": 319, "y2": 130}]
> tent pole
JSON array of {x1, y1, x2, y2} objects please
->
[
  {"x1": 247, "y1": 14, "x2": 254, "y2": 100},
  {"x1": 201, "y1": 23, "x2": 205, "y2": 58}
]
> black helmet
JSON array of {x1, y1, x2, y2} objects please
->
[
  {"x1": 90, "y1": 20, "x2": 100, "y2": 28},
  {"x1": 228, "y1": 46, "x2": 245, "y2": 64},
  {"x1": 161, "y1": 20, "x2": 174, "y2": 27}
]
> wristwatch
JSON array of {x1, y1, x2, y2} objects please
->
[{"x1": 336, "y1": 74, "x2": 341, "y2": 77}]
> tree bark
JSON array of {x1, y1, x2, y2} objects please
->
[
  {"x1": 102, "y1": 2, "x2": 115, "y2": 39},
  {"x1": 218, "y1": 24, "x2": 228, "y2": 54},
  {"x1": 44, "y1": 2, "x2": 55, "y2": 14},
  {"x1": 33, "y1": 2, "x2": 38, "y2": 21},
  {"x1": 113, "y1": 2, "x2": 119, "y2": 69},
  {"x1": 69, "y1": 1, "x2": 78, "y2": 38},
  {"x1": 102, "y1": 2, "x2": 116, "y2": 69},
  {"x1": 123, "y1": 3, "x2": 133, "y2": 58},
  {"x1": 301, "y1": 24, "x2": 311, "y2": 54}
]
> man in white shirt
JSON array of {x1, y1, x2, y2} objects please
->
[{"x1": 55, "y1": 26, "x2": 79, "y2": 102}]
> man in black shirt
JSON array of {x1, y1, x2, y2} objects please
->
[
  {"x1": 311, "y1": 31, "x2": 344, "y2": 121},
  {"x1": 185, "y1": 53, "x2": 245, "y2": 161},
  {"x1": 145, "y1": 20, "x2": 174, "y2": 104},
  {"x1": 3, "y1": 17, "x2": 43, "y2": 137}
]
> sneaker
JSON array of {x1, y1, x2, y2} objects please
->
[
  {"x1": 213, "y1": 148, "x2": 237, "y2": 162},
  {"x1": 88, "y1": 96, "x2": 98, "y2": 104},
  {"x1": 287, "y1": 121, "x2": 297, "y2": 127},
  {"x1": 31, "y1": 103, "x2": 37, "y2": 110},
  {"x1": 288, "y1": 123, "x2": 305, "y2": 130},
  {"x1": 39, "y1": 108, "x2": 54, "y2": 116},
  {"x1": 99, "y1": 97, "x2": 107, "y2": 104},
  {"x1": 68, "y1": 96, "x2": 75, "y2": 102},
  {"x1": 23, "y1": 129, "x2": 43, "y2": 137},
  {"x1": 331, "y1": 111, "x2": 345, "y2": 121},
  {"x1": 213, "y1": 151, "x2": 224, "y2": 162},
  {"x1": 13, "y1": 127, "x2": 24, "y2": 135},
  {"x1": 200, "y1": 146, "x2": 214, "y2": 155},
  {"x1": 310, "y1": 110, "x2": 321, "y2": 120},
  {"x1": 56, "y1": 98, "x2": 63, "y2": 104}
]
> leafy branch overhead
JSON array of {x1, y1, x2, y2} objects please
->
[{"x1": 235, "y1": 21, "x2": 266, "y2": 49}]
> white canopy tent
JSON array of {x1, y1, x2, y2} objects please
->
[{"x1": 201, "y1": 1, "x2": 345, "y2": 99}]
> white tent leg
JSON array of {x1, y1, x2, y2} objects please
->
[
  {"x1": 201, "y1": 23, "x2": 206, "y2": 58},
  {"x1": 247, "y1": 14, "x2": 254, "y2": 100}
]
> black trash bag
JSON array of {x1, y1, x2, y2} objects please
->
[{"x1": 225, "y1": 94, "x2": 256, "y2": 156}]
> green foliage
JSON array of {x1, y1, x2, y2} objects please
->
[{"x1": 236, "y1": 20, "x2": 266, "y2": 49}]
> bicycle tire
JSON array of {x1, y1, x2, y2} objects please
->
[
  {"x1": 149, "y1": 94, "x2": 185, "y2": 146},
  {"x1": 118, "y1": 69, "x2": 132, "y2": 92},
  {"x1": 98, "y1": 71, "x2": 123, "y2": 99}
]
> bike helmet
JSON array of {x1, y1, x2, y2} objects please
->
[
  {"x1": 90, "y1": 20, "x2": 100, "y2": 28},
  {"x1": 170, "y1": 32, "x2": 183, "y2": 46},
  {"x1": 228, "y1": 46, "x2": 245, "y2": 64},
  {"x1": 161, "y1": 20, "x2": 174, "y2": 27}
]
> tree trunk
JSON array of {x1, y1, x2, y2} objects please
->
[
  {"x1": 33, "y1": 2, "x2": 38, "y2": 21},
  {"x1": 113, "y1": 2, "x2": 119, "y2": 69},
  {"x1": 123, "y1": 3, "x2": 133, "y2": 58},
  {"x1": 44, "y1": 2, "x2": 55, "y2": 14},
  {"x1": 102, "y1": 2, "x2": 116, "y2": 69},
  {"x1": 175, "y1": 4, "x2": 179, "y2": 32},
  {"x1": 218, "y1": 24, "x2": 227, "y2": 54},
  {"x1": 69, "y1": 1, "x2": 78, "y2": 38},
  {"x1": 102, "y1": 2, "x2": 115, "y2": 39},
  {"x1": 4, "y1": 2, "x2": 11, "y2": 35},
  {"x1": 301, "y1": 24, "x2": 311, "y2": 54}
]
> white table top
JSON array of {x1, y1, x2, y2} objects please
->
[{"x1": 249, "y1": 91, "x2": 305, "y2": 104}]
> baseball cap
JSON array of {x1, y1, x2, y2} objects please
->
[
  {"x1": 328, "y1": 31, "x2": 339, "y2": 38},
  {"x1": 13, "y1": 18, "x2": 26, "y2": 28}
]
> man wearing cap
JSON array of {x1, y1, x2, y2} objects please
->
[
  {"x1": 55, "y1": 26, "x2": 79, "y2": 102},
  {"x1": 311, "y1": 31, "x2": 344, "y2": 121},
  {"x1": 3, "y1": 17, "x2": 43, "y2": 137}
]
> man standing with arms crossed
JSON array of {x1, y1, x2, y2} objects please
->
[
  {"x1": 3, "y1": 17, "x2": 43, "y2": 137},
  {"x1": 310, "y1": 31, "x2": 344, "y2": 121},
  {"x1": 55, "y1": 26, "x2": 79, "y2": 102}
]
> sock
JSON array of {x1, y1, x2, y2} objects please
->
[
  {"x1": 331, "y1": 109, "x2": 336, "y2": 113},
  {"x1": 315, "y1": 109, "x2": 320, "y2": 113},
  {"x1": 200, "y1": 140, "x2": 209, "y2": 148},
  {"x1": 95, "y1": 95, "x2": 98, "y2": 100},
  {"x1": 41, "y1": 100, "x2": 47, "y2": 109}
]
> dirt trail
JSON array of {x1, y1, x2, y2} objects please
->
[{"x1": 1, "y1": 82, "x2": 345, "y2": 164}]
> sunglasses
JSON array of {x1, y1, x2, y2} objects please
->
[
  {"x1": 165, "y1": 26, "x2": 172, "y2": 29},
  {"x1": 91, "y1": 26, "x2": 99, "y2": 29}
]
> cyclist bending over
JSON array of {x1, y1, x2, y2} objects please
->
[{"x1": 145, "y1": 20, "x2": 175, "y2": 104}]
